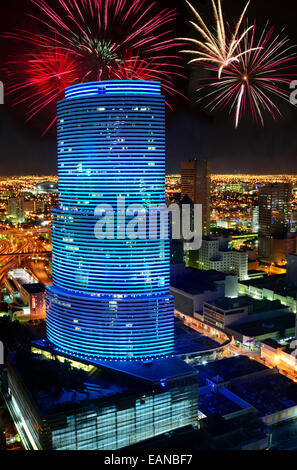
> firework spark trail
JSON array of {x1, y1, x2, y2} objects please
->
[
  {"x1": 5, "y1": 48, "x2": 81, "y2": 135},
  {"x1": 235, "y1": 84, "x2": 245, "y2": 128},
  {"x1": 195, "y1": 22, "x2": 297, "y2": 127},
  {"x1": 112, "y1": 52, "x2": 187, "y2": 109},
  {"x1": 180, "y1": 0, "x2": 260, "y2": 78},
  {"x1": 26, "y1": 0, "x2": 179, "y2": 59},
  {"x1": 3, "y1": 0, "x2": 184, "y2": 133}
]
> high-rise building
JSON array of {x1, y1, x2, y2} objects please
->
[
  {"x1": 181, "y1": 158, "x2": 211, "y2": 236},
  {"x1": 258, "y1": 183, "x2": 291, "y2": 258},
  {"x1": 46, "y1": 81, "x2": 175, "y2": 360},
  {"x1": 252, "y1": 206, "x2": 259, "y2": 233},
  {"x1": 187, "y1": 236, "x2": 248, "y2": 281},
  {"x1": 7, "y1": 196, "x2": 25, "y2": 224}
]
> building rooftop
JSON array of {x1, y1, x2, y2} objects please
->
[
  {"x1": 196, "y1": 355, "x2": 268, "y2": 384},
  {"x1": 33, "y1": 337, "x2": 198, "y2": 385},
  {"x1": 199, "y1": 414, "x2": 268, "y2": 450},
  {"x1": 89, "y1": 356, "x2": 197, "y2": 384},
  {"x1": 22, "y1": 283, "x2": 45, "y2": 294},
  {"x1": 171, "y1": 268, "x2": 227, "y2": 296},
  {"x1": 174, "y1": 321, "x2": 220, "y2": 355},
  {"x1": 203, "y1": 236, "x2": 219, "y2": 242},
  {"x1": 10, "y1": 351, "x2": 130, "y2": 416},
  {"x1": 8, "y1": 269, "x2": 38, "y2": 286},
  {"x1": 65, "y1": 80, "x2": 162, "y2": 99},
  {"x1": 240, "y1": 274, "x2": 297, "y2": 298},
  {"x1": 204, "y1": 296, "x2": 253, "y2": 311},
  {"x1": 205, "y1": 296, "x2": 287, "y2": 314},
  {"x1": 227, "y1": 312, "x2": 295, "y2": 338},
  {"x1": 230, "y1": 373, "x2": 297, "y2": 415},
  {"x1": 261, "y1": 338, "x2": 283, "y2": 350},
  {"x1": 248, "y1": 270, "x2": 267, "y2": 276},
  {"x1": 199, "y1": 391, "x2": 242, "y2": 417}
]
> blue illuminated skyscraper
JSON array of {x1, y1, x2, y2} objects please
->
[{"x1": 46, "y1": 80, "x2": 175, "y2": 360}]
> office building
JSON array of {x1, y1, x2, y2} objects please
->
[
  {"x1": 171, "y1": 267, "x2": 238, "y2": 317},
  {"x1": 181, "y1": 158, "x2": 211, "y2": 236},
  {"x1": 269, "y1": 233, "x2": 297, "y2": 266},
  {"x1": 187, "y1": 236, "x2": 248, "y2": 281},
  {"x1": 259, "y1": 183, "x2": 291, "y2": 258},
  {"x1": 7, "y1": 196, "x2": 25, "y2": 224},
  {"x1": 203, "y1": 296, "x2": 291, "y2": 339},
  {"x1": 238, "y1": 273, "x2": 297, "y2": 313},
  {"x1": 252, "y1": 206, "x2": 259, "y2": 233},
  {"x1": 6, "y1": 269, "x2": 46, "y2": 320}
]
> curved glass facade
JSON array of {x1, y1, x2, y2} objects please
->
[
  {"x1": 51, "y1": 211, "x2": 170, "y2": 294},
  {"x1": 46, "y1": 80, "x2": 175, "y2": 359}
]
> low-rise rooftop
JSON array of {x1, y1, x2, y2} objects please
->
[
  {"x1": 8, "y1": 269, "x2": 38, "y2": 286},
  {"x1": 33, "y1": 335, "x2": 199, "y2": 385},
  {"x1": 199, "y1": 391, "x2": 242, "y2": 417},
  {"x1": 205, "y1": 296, "x2": 252, "y2": 311},
  {"x1": 205, "y1": 296, "x2": 287, "y2": 313},
  {"x1": 22, "y1": 283, "x2": 45, "y2": 294},
  {"x1": 240, "y1": 274, "x2": 297, "y2": 298},
  {"x1": 174, "y1": 322, "x2": 220, "y2": 355},
  {"x1": 230, "y1": 373, "x2": 297, "y2": 415},
  {"x1": 196, "y1": 355, "x2": 268, "y2": 384},
  {"x1": 261, "y1": 338, "x2": 283, "y2": 350},
  {"x1": 9, "y1": 351, "x2": 130, "y2": 416},
  {"x1": 171, "y1": 268, "x2": 227, "y2": 295},
  {"x1": 227, "y1": 312, "x2": 295, "y2": 339}
]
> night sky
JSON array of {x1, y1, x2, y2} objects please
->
[{"x1": 0, "y1": 0, "x2": 297, "y2": 175}]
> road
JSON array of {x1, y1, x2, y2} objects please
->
[
  {"x1": 177, "y1": 311, "x2": 297, "y2": 383},
  {"x1": 0, "y1": 240, "x2": 18, "y2": 296},
  {"x1": 0, "y1": 231, "x2": 52, "y2": 300},
  {"x1": 27, "y1": 260, "x2": 52, "y2": 286}
]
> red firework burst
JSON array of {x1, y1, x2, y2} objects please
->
[
  {"x1": 112, "y1": 51, "x2": 186, "y2": 108},
  {"x1": 5, "y1": 48, "x2": 81, "y2": 135},
  {"x1": 4, "y1": 0, "x2": 184, "y2": 132}
]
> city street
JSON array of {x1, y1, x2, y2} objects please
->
[{"x1": 0, "y1": 231, "x2": 52, "y2": 301}]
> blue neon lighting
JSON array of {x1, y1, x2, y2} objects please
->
[
  {"x1": 46, "y1": 80, "x2": 175, "y2": 360},
  {"x1": 65, "y1": 80, "x2": 161, "y2": 100}
]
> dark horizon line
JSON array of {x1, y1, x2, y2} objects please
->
[{"x1": 1, "y1": 172, "x2": 297, "y2": 178}]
